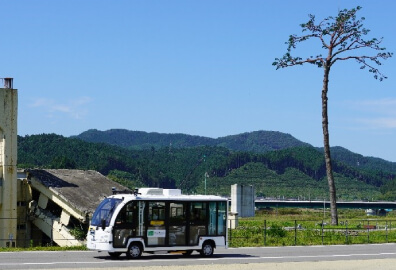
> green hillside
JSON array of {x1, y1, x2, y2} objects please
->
[
  {"x1": 17, "y1": 133, "x2": 394, "y2": 200},
  {"x1": 216, "y1": 131, "x2": 311, "y2": 152},
  {"x1": 328, "y1": 146, "x2": 396, "y2": 172},
  {"x1": 73, "y1": 129, "x2": 217, "y2": 149},
  {"x1": 74, "y1": 129, "x2": 311, "y2": 152},
  {"x1": 206, "y1": 163, "x2": 378, "y2": 201},
  {"x1": 74, "y1": 129, "x2": 395, "y2": 181}
]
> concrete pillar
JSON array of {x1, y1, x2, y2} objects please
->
[
  {"x1": 0, "y1": 82, "x2": 18, "y2": 247},
  {"x1": 227, "y1": 212, "x2": 239, "y2": 229},
  {"x1": 38, "y1": 193, "x2": 49, "y2": 209},
  {"x1": 231, "y1": 184, "x2": 255, "y2": 218},
  {"x1": 60, "y1": 210, "x2": 71, "y2": 226}
]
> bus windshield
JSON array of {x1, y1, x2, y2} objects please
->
[{"x1": 91, "y1": 198, "x2": 122, "y2": 227}]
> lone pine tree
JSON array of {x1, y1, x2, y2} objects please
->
[{"x1": 273, "y1": 6, "x2": 392, "y2": 225}]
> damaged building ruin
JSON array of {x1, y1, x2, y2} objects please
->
[
  {"x1": 0, "y1": 79, "x2": 127, "y2": 247},
  {"x1": 17, "y1": 169, "x2": 126, "y2": 247}
]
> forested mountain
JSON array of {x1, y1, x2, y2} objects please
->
[
  {"x1": 18, "y1": 133, "x2": 396, "y2": 200},
  {"x1": 73, "y1": 129, "x2": 216, "y2": 149},
  {"x1": 74, "y1": 129, "x2": 394, "y2": 174},
  {"x1": 327, "y1": 146, "x2": 396, "y2": 173},
  {"x1": 73, "y1": 129, "x2": 311, "y2": 152}
]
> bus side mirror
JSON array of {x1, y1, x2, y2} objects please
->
[{"x1": 101, "y1": 219, "x2": 106, "y2": 230}]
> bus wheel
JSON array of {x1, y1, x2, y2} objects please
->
[
  {"x1": 108, "y1": 252, "x2": 122, "y2": 258},
  {"x1": 200, "y1": 242, "x2": 214, "y2": 257},
  {"x1": 126, "y1": 243, "x2": 143, "y2": 259}
]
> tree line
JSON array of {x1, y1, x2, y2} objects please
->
[{"x1": 17, "y1": 134, "x2": 395, "y2": 200}]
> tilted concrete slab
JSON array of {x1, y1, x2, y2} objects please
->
[
  {"x1": 27, "y1": 169, "x2": 128, "y2": 222},
  {"x1": 31, "y1": 202, "x2": 83, "y2": 246},
  {"x1": 24, "y1": 169, "x2": 129, "y2": 246}
]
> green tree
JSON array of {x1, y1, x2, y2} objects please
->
[
  {"x1": 273, "y1": 6, "x2": 392, "y2": 225},
  {"x1": 50, "y1": 156, "x2": 76, "y2": 169}
]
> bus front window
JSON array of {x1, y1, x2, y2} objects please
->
[{"x1": 91, "y1": 198, "x2": 122, "y2": 227}]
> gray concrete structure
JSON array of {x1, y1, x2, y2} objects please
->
[
  {"x1": 21, "y1": 169, "x2": 128, "y2": 246},
  {"x1": 0, "y1": 78, "x2": 18, "y2": 247},
  {"x1": 230, "y1": 184, "x2": 255, "y2": 218},
  {"x1": 0, "y1": 78, "x2": 132, "y2": 247},
  {"x1": 0, "y1": 78, "x2": 263, "y2": 247}
]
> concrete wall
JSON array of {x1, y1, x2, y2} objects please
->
[
  {"x1": 0, "y1": 86, "x2": 18, "y2": 247},
  {"x1": 16, "y1": 176, "x2": 32, "y2": 247},
  {"x1": 231, "y1": 184, "x2": 255, "y2": 218}
]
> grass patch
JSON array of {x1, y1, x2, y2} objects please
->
[
  {"x1": 0, "y1": 245, "x2": 87, "y2": 252},
  {"x1": 229, "y1": 208, "x2": 396, "y2": 247}
]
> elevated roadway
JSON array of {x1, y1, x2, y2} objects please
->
[{"x1": 255, "y1": 200, "x2": 396, "y2": 210}]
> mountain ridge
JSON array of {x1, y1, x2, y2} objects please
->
[
  {"x1": 18, "y1": 132, "x2": 396, "y2": 200},
  {"x1": 73, "y1": 129, "x2": 313, "y2": 153},
  {"x1": 73, "y1": 128, "x2": 394, "y2": 165}
]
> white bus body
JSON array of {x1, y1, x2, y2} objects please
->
[{"x1": 87, "y1": 188, "x2": 228, "y2": 259}]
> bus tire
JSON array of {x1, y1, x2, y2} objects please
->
[
  {"x1": 126, "y1": 242, "x2": 143, "y2": 259},
  {"x1": 200, "y1": 241, "x2": 214, "y2": 257}
]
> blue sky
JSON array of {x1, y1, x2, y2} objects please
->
[{"x1": 1, "y1": 1, "x2": 395, "y2": 161}]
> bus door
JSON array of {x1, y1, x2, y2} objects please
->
[
  {"x1": 189, "y1": 202, "x2": 207, "y2": 245},
  {"x1": 208, "y1": 201, "x2": 227, "y2": 237},
  {"x1": 168, "y1": 202, "x2": 187, "y2": 246},
  {"x1": 147, "y1": 202, "x2": 166, "y2": 246},
  {"x1": 113, "y1": 201, "x2": 136, "y2": 248}
]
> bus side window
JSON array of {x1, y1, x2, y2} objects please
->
[
  {"x1": 125, "y1": 203, "x2": 134, "y2": 223},
  {"x1": 115, "y1": 208, "x2": 125, "y2": 225},
  {"x1": 170, "y1": 204, "x2": 185, "y2": 224},
  {"x1": 217, "y1": 201, "x2": 226, "y2": 235},
  {"x1": 149, "y1": 202, "x2": 165, "y2": 225},
  {"x1": 115, "y1": 202, "x2": 134, "y2": 226},
  {"x1": 208, "y1": 202, "x2": 217, "y2": 235},
  {"x1": 190, "y1": 202, "x2": 206, "y2": 225}
]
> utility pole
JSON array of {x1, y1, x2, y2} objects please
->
[
  {"x1": 204, "y1": 172, "x2": 209, "y2": 195},
  {"x1": 203, "y1": 154, "x2": 207, "y2": 195}
]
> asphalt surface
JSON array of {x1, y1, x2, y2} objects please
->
[{"x1": 2, "y1": 244, "x2": 396, "y2": 270}]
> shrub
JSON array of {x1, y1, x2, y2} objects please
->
[{"x1": 267, "y1": 224, "x2": 286, "y2": 237}]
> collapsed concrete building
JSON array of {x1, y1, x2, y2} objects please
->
[
  {"x1": 0, "y1": 79, "x2": 128, "y2": 247},
  {"x1": 16, "y1": 169, "x2": 126, "y2": 247}
]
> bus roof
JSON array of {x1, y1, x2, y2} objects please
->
[{"x1": 109, "y1": 187, "x2": 227, "y2": 201}]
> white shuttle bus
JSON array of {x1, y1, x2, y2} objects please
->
[{"x1": 87, "y1": 188, "x2": 228, "y2": 259}]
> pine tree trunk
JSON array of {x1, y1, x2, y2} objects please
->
[{"x1": 322, "y1": 65, "x2": 338, "y2": 226}]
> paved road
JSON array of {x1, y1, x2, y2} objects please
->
[{"x1": 1, "y1": 244, "x2": 396, "y2": 270}]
